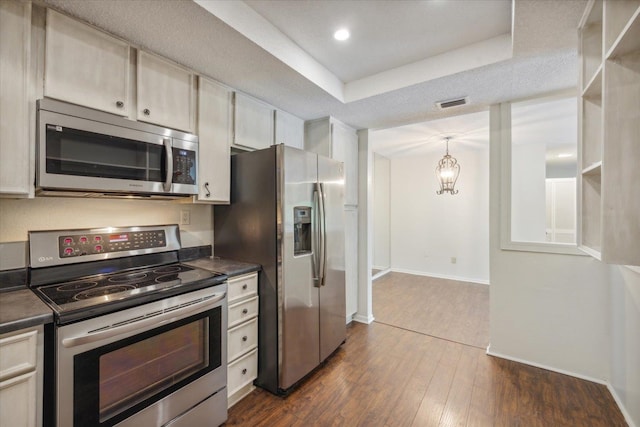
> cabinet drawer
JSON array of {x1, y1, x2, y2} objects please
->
[
  {"x1": 227, "y1": 349, "x2": 257, "y2": 397},
  {"x1": 227, "y1": 318, "x2": 257, "y2": 363},
  {"x1": 227, "y1": 273, "x2": 257, "y2": 303},
  {"x1": 0, "y1": 371, "x2": 37, "y2": 427},
  {"x1": 0, "y1": 329, "x2": 37, "y2": 382},
  {"x1": 228, "y1": 296, "x2": 258, "y2": 329}
]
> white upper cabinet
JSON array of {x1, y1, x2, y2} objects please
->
[
  {"x1": 274, "y1": 109, "x2": 304, "y2": 149},
  {"x1": 233, "y1": 92, "x2": 274, "y2": 150},
  {"x1": 305, "y1": 117, "x2": 359, "y2": 206},
  {"x1": 137, "y1": 51, "x2": 195, "y2": 133},
  {"x1": 194, "y1": 77, "x2": 232, "y2": 204},
  {"x1": 0, "y1": 0, "x2": 32, "y2": 197},
  {"x1": 44, "y1": 9, "x2": 130, "y2": 116}
]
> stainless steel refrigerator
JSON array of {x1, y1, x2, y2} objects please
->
[{"x1": 214, "y1": 144, "x2": 346, "y2": 395}]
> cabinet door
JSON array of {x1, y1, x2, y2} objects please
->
[
  {"x1": 137, "y1": 50, "x2": 195, "y2": 133},
  {"x1": 0, "y1": 371, "x2": 36, "y2": 427},
  {"x1": 275, "y1": 109, "x2": 304, "y2": 149},
  {"x1": 332, "y1": 122, "x2": 359, "y2": 206},
  {"x1": 195, "y1": 77, "x2": 231, "y2": 203},
  {"x1": 44, "y1": 9, "x2": 130, "y2": 116},
  {"x1": 0, "y1": 0, "x2": 31, "y2": 196},
  {"x1": 233, "y1": 92, "x2": 274, "y2": 150}
]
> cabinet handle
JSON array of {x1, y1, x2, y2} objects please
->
[
  {"x1": 242, "y1": 368, "x2": 247, "y2": 375},
  {"x1": 116, "y1": 101, "x2": 124, "y2": 108},
  {"x1": 242, "y1": 284, "x2": 248, "y2": 290},
  {"x1": 242, "y1": 335, "x2": 248, "y2": 342},
  {"x1": 143, "y1": 108, "x2": 150, "y2": 116},
  {"x1": 204, "y1": 182, "x2": 211, "y2": 198},
  {"x1": 242, "y1": 308, "x2": 248, "y2": 315}
]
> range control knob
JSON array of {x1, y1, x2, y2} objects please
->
[
  {"x1": 63, "y1": 237, "x2": 73, "y2": 246},
  {"x1": 79, "y1": 236, "x2": 88, "y2": 244},
  {"x1": 63, "y1": 247, "x2": 74, "y2": 256},
  {"x1": 94, "y1": 245, "x2": 103, "y2": 253}
]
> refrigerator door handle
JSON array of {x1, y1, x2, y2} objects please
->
[
  {"x1": 312, "y1": 186, "x2": 322, "y2": 287},
  {"x1": 318, "y1": 182, "x2": 327, "y2": 287}
]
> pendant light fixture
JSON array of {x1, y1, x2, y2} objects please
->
[{"x1": 435, "y1": 137, "x2": 460, "y2": 195}]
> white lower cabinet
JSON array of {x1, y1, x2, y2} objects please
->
[
  {"x1": 0, "y1": 326, "x2": 42, "y2": 427},
  {"x1": 0, "y1": 372, "x2": 37, "y2": 427},
  {"x1": 227, "y1": 349, "x2": 258, "y2": 401},
  {"x1": 226, "y1": 272, "x2": 258, "y2": 407}
]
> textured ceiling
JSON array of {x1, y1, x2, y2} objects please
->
[
  {"x1": 40, "y1": 0, "x2": 586, "y2": 135},
  {"x1": 243, "y1": 0, "x2": 511, "y2": 82},
  {"x1": 373, "y1": 93, "x2": 577, "y2": 164}
]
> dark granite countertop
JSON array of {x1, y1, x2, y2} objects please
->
[
  {"x1": 184, "y1": 257, "x2": 261, "y2": 277},
  {"x1": 0, "y1": 289, "x2": 54, "y2": 335}
]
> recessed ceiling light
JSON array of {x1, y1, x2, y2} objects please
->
[
  {"x1": 334, "y1": 29, "x2": 350, "y2": 41},
  {"x1": 557, "y1": 153, "x2": 573, "y2": 158}
]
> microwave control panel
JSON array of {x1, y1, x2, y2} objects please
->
[
  {"x1": 173, "y1": 148, "x2": 196, "y2": 185},
  {"x1": 57, "y1": 230, "x2": 166, "y2": 258}
]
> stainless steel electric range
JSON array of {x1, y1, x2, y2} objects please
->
[{"x1": 28, "y1": 225, "x2": 228, "y2": 427}]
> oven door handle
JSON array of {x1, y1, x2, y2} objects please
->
[{"x1": 61, "y1": 292, "x2": 225, "y2": 348}]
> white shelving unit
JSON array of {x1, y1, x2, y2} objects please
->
[{"x1": 578, "y1": 0, "x2": 640, "y2": 266}]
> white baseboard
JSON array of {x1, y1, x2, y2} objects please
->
[
  {"x1": 352, "y1": 313, "x2": 375, "y2": 324},
  {"x1": 372, "y1": 268, "x2": 391, "y2": 280},
  {"x1": 391, "y1": 267, "x2": 490, "y2": 285},
  {"x1": 486, "y1": 345, "x2": 607, "y2": 385},
  {"x1": 486, "y1": 345, "x2": 637, "y2": 427},
  {"x1": 606, "y1": 382, "x2": 638, "y2": 427}
]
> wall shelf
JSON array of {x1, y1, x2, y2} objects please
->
[
  {"x1": 578, "y1": 0, "x2": 640, "y2": 266},
  {"x1": 582, "y1": 161, "x2": 602, "y2": 176},
  {"x1": 582, "y1": 65, "x2": 603, "y2": 99},
  {"x1": 605, "y1": 2, "x2": 640, "y2": 59}
]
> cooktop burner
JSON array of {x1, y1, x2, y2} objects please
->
[
  {"x1": 33, "y1": 263, "x2": 226, "y2": 321},
  {"x1": 74, "y1": 285, "x2": 136, "y2": 300}
]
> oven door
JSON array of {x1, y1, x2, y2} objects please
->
[{"x1": 56, "y1": 286, "x2": 227, "y2": 427}]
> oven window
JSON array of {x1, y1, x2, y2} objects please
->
[
  {"x1": 73, "y1": 307, "x2": 221, "y2": 426},
  {"x1": 99, "y1": 319, "x2": 207, "y2": 421}
]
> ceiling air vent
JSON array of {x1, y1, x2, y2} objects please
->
[{"x1": 436, "y1": 97, "x2": 468, "y2": 110}]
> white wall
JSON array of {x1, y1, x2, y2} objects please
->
[
  {"x1": 389, "y1": 145, "x2": 490, "y2": 284},
  {"x1": 489, "y1": 105, "x2": 640, "y2": 426},
  {"x1": 511, "y1": 143, "x2": 546, "y2": 242},
  {"x1": 489, "y1": 104, "x2": 610, "y2": 379},
  {"x1": 373, "y1": 153, "x2": 390, "y2": 271},
  {"x1": 0, "y1": 198, "x2": 213, "y2": 248},
  {"x1": 609, "y1": 266, "x2": 640, "y2": 426}
]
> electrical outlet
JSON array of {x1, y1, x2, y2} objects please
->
[
  {"x1": 180, "y1": 210, "x2": 191, "y2": 225},
  {"x1": 451, "y1": 257, "x2": 457, "y2": 264}
]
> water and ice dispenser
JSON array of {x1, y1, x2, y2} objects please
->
[{"x1": 294, "y1": 206, "x2": 312, "y2": 255}]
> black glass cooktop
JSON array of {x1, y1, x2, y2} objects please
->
[{"x1": 34, "y1": 263, "x2": 226, "y2": 318}]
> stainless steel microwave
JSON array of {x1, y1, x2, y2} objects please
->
[{"x1": 36, "y1": 99, "x2": 198, "y2": 198}]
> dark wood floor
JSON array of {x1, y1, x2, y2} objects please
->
[{"x1": 226, "y1": 274, "x2": 626, "y2": 426}]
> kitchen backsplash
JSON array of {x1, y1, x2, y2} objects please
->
[{"x1": 0, "y1": 197, "x2": 213, "y2": 250}]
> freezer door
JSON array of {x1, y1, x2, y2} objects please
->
[
  {"x1": 317, "y1": 155, "x2": 346, "y2": 362},
  {"x1": 279, "y1": 145, "x2": 321, "y2": 390}
]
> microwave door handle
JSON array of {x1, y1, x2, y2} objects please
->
[{"x1": 163, "y1": 138, "x2": 173, "y2": 192}]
